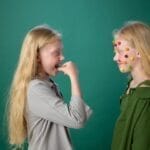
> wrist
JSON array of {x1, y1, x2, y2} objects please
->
[{"x1": 69, "y1": 74, "x2": 78, "y2": 81}]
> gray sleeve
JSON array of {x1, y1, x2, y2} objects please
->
[{"x1": 27, "y1": 80, "x2": 92, "y2": 129}]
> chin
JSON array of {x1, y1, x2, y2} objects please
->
[
  {"x1": 52, "y1": 70, "x2": 59, "y2": 77},
  {"x1": 119, "y1": 67, "x2": 131, "y2": 73},
  {"x1": 50, "y1": 73, "x2": 56, "y2": 77},
  {"x1": 48, "y1": 69, "x2": 56, "y2": 76},
  {"x1": 118, "y1": 63, "x2": 132, "y2": 73},
  {"x1": 120, "y1": 69, "x2": 129, "y2": 73}
]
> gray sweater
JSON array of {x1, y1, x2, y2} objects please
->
[{"x1": 25, "y1": 79, "x2": 92, "y2": 150}]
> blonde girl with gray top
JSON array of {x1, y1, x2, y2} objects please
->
[{"x1": 8, "y1": 25, "x2": 92, "y2": 150}]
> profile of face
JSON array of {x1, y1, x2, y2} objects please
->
[
  {"x1": 113, "y1": 37, "x2": 141, "y2": 73},
  {"x1": 37, "y1": 39, "x2": 64, "y2": 77}
]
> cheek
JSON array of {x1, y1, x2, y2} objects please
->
[
  {"x1": 118, "y1": 53, "x2": 128, "y2": 62},
  {"x1": 124, "y1": 52, "x2": 136, "y2": 64},
  {"x1": 119, "y1": 49, "x2": 132, "y2": 60},
  {"x1": 39, "y1": 55, "x2": 51, "y2": 68}
]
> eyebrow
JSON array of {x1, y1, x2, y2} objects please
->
[
  {"x1": 113, "y1": 47, "x2": 122, "y2": 53},
  {"x1": 51, "y1": 48, "x2": 63, "y2": 54}
]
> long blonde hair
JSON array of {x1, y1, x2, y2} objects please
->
[
  {"x1": 8, "y1": 25, "x2": 61, "y2": 146},
  {"x1": 113, "y1": 21, "x2": 150, "y2": 77}
]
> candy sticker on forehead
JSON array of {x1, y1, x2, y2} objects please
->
[
  {"x1": 113, "y1": 39, "x2": 137, "y2": 54},
  {"x1": 115, "y1": 39, "x2": 129, "y2": 49}
]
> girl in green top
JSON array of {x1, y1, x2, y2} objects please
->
[{"x1": 112, "y1": 21, "x2": 150, "y2": 150}]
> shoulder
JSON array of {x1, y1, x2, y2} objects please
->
[
  {"x1": 135, "y1": 86, "x2": 150, "y2": 99},
  {"x1": 28, "y1": 79, "x2": 53, "y2": 93},
  {"x1": 29, "y1": 79, "x2": 44, "y2": 86}
]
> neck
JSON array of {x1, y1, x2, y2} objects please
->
[
  {"x1": 36, "y1": 72, "x2": 50, "y2": 80},
  {"x1": 130, "y1": 63, "x2": 149, "y2": 87},
  {"x1": 37, "y1": 66, "x2": 50, "y2": 80}
]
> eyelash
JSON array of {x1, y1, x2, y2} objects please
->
[
  {"x1": 113, "y1": 50, "x2": 124, "y2": 55},
  {"x1": 54, "y1": 51, "x2": 62, "y2": 57}
]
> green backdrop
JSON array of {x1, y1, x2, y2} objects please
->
[{"x1": 0, "y1": 0, "x2": 150, "y2": 149}]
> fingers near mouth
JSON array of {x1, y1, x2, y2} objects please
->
[{"x1": 55, "y1": 63, "x2": 62, "y2": 70}]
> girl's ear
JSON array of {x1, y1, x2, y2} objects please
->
[{"x1": 136, "y1": 52, "x2": 141, "y2": 58}]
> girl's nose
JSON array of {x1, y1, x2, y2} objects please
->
[
  {"x1": 113, "y1": 53, "x2": 118, "y2": 62},
  {"x1": 60, "y1": 54, "x2": 65, "y2": 61}
]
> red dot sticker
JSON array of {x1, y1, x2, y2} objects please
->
[{"x1": 118, "y1": 41, "x2": 121, "y2": 45}]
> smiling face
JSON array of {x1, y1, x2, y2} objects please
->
[
  {"x1": 113, "y1": 37, "x2": 140, "y2": 73},
  {"x1": 38, "y1": 39, "x2": 64, "y2": 78}
]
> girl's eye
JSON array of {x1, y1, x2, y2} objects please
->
[
  {"x1": 55, "y1": 51, "x2": 62, "y2": 56},
  {"x1": 116, "y1": 49, "x2": 124, "y2": 54},
  {"x1": 51, "y1": 51, "x2": 61, "y2": 56},
  {"x1": 113, "y1": 49, "x2": 124, "y2": 56}
]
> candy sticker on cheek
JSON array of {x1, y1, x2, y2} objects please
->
[
  {"x1": 130, "y1": 56, "x2": 135, "y2": 61},
  {"x1": 113, "y1": 40, "x2": 136, "y2": 60},
  {"x1": 125, "y1": 48, "x2": 130, "y2": 51},
  {"x1": 124, "y1": 54, "x2": 129, "y2": 58},
  {"x1": 120, "y1": 65, "x2": 132, "y2": 73},
  {"x1": 124, "y1": 52, "x2": 135, "y2": 63}
]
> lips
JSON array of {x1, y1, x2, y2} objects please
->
[
  {"x1": 55, "y1": 64, "x2": 59, "y2": 69},
  {"x1": 55, "y1": 63, "x2": 62, "y2": 69},
  {"x1": 118, "y1": 62, "x2": 125, "y2": 65},
  {"x1": 117, "y1": 61, "x2": 127, "y2": 65}
]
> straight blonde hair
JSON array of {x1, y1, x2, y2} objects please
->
[
  {"x1": 113, "y1": 21, "x2": 150, "y2": 77},
  {"x1": 7, "y1": 25, "x2": 61, "y2": 147}
]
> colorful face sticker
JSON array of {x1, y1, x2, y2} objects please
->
[
  {"x1": 124, "y1": 54, "x2": 128, "y2": 58},
  {"x1": 120, "y1": 65, "x2": 132, "y2": 73},
  {"x1": 113, "y1": 39, "x2": 138, "y2": 73}
]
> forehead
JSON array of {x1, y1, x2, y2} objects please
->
[
  {"x1": 114, "y1": 37, "x2": 131, "y2": 51},
  {"x1": 41, "y1": 40, "x2": 63, "y2": 52},
  {"x1": 115, "y1": 37, "x2": 129, "y2": 46}
]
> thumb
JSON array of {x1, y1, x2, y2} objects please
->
[
  {"x1": 57, "y1": 66, "x2": 66, "y2": 72},
  {"x1": 57, "y1": 67, "x2": 63, "y2": 72},
  {"x1": 57, "y1": 66, "x2": 67, "y2": 75}
]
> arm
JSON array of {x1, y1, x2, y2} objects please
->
[
  {"x1": 132, "y1": 99, "x2": 150, "y2": 150},
  {"x1": 27, "y1": 79, "x2": 92, "y2": 129},
  {"x1": 58, "y1": 61, "x2": 81, "y2": 97}
]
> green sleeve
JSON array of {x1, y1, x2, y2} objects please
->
[{"x1": 132, "y1": 98, "x2": 150, "y2": 150}]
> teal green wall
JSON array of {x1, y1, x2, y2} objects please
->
[{"x1": 0, "y1": 0, "x2": 150, "y2": 149}]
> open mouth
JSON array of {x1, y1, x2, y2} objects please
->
[{"x1": 55, "y1": 63, "x2": 61, "y2": 69}]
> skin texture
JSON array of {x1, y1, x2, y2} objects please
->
[
  {"x1": 38, "y1": 40, "x2": 64, "y2": 77},
  {"x1": 38, "y1": 40, "x2": 81, "y2": 97},
  {"x1": 113, "y1": 36, "x2": 150, "y2": 89},
  {"x1": 113, "y1": 38, "x2": 139, "y2": 73}
]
